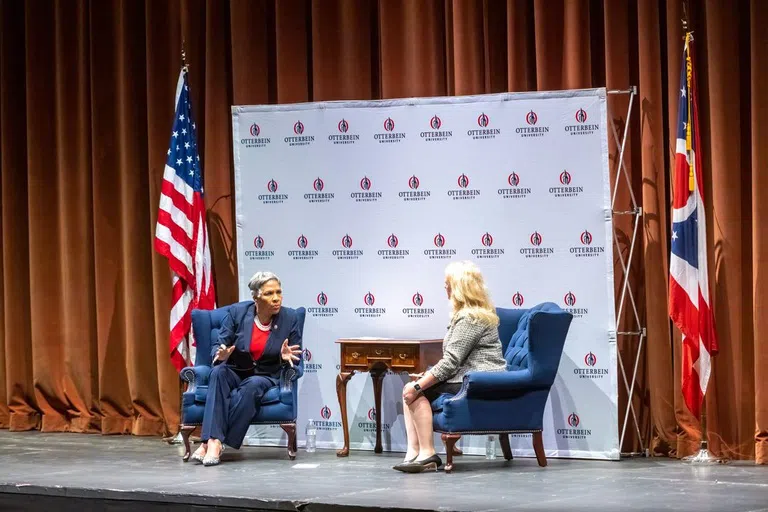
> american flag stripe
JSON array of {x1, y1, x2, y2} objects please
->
[
  {"x1": 668, "y1": 33, "x2": 718, "y2": 419},
  {"x1": 155, "y1": 68, "x2": 216, "y2": 372}
]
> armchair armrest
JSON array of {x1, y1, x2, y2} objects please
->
[
  {"x1": 460, "y1": 369, "x2": 549, "y2": 400},
  {"x1": 180, "y1": 365, "x2": 212, "y2": 394},
  {"x1": 279, "y1": 364, "x2": 300, "y2": 402}
]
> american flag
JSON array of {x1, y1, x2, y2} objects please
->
[
  {"x1": 668, "y1": 33, "x2": 718, "y2": 419},
  {"x1": 154, "y1": 67, "x2": 216, "y2": 372}
]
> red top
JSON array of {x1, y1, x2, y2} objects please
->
[{"x1": 250, "y1": 324, "x2": 270, "y2": 361}]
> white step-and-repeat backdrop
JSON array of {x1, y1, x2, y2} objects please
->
[{"x1": 231, "y1": 88, "x2": 619, "y2": 460}]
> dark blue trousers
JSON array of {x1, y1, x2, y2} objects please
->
[{"x1": 201, "y1": 364, "x2": 276, "y2": 449}]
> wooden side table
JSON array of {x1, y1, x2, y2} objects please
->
[{"x1": 335, "y1": 338, "x2": 442, "y2": 457}]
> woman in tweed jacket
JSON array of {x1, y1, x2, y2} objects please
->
[{"x1": 393, "y1": 261, "x2": 507, "y2": 473}]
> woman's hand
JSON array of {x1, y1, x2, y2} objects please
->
[
  {"x1": 214, "y1": 344, "x2": 236, "y2": 363},
  {"x1": 402, "y1": 382, "x2": 419, "y2": 406},
  {"x1": 281, "y1": 339, "x2": 302, "y2": 367}
]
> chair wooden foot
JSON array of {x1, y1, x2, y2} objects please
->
[
  {"x1": 499, "y1": 433, "x2": 513, "y2": 461},
  {"x1": 180, "y1": 425, "x2": 195, "y2": 462},
  {"x1": 441, "y1": 433, "x2": 461, "y2": 473},
  {"x1": 280, "y1": 423, "x2": 297, "y2": 460},
  {"x1": 533, "y1": 431, "x2": 547, "y2": 467}
]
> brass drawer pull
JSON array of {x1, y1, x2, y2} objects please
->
[
  {"x1": 375, "y1": 349, "x2": 383, "y2": 356},
  {"x1": 399, "y1": 353, "x2": 408, "y2": 360},
  {"x1": 351, "y1": 352, "x2": 360, "y2": 359}
]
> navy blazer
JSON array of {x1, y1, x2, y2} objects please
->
[{"x1": 211, "y1": 303, "x2": 303, "y2": 377}]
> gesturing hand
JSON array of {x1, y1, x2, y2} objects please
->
[
  {"x1": 280, "y1": 339, "x2": 302, "y2": 367},
  {"x1": 214, "y1": 344, "x2": 236, "y2": 363}
]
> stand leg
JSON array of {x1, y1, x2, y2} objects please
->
[
  {"x1": 180, "y1": 425, "x2": 195, "y2": 462},
  {"x1": 371, "y1": 370, "x2": 385, "y2": 454},
  {"x1": 441, "y1": 433, "x2": 461, "y2": 473},
  {"x1": 336, "y1": 372, "x2": 353, "y2": 457},
  {"x1": 532, "y1": 431, "x2": 547, "y2": 467},
  {"x1": 499, "y1": 433, "x2": 513, "y2": 461},
  {"x1": 280, "y1": 423, "x2": 297, "y2": 460}
]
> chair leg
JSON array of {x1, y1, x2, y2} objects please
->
[
  {"x1": 499, "y1": 433, "x2": 513, "y2": 461},
  {"x1": 441, "y1": 434, "x2": 461, "y2": 473},
  {"x1": 180, "y1": 425, "x2": 195, "y2": 462},
  {"x1": 452, "y1": 436, "x2": 463, "y2": 456},
  {"x1": 532, "y1": 431, "x2": 547, "y2": 467},
  {"x1": 280, "y1": 423, "x2": 297, "y2": 460}
]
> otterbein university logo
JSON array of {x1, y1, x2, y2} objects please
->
[
  {"x1": 575, "y1": 351, "x2": 607, "y2": 379},
  {"x1": 526, "y1": 110, "x2": 538, "y2": 125},
  {"x1": 482, "y1": 232, "x2": 493, "y2": 247},
  {"x1": 360, "y1": 176, "x2": 372, "y2": 190},
  {"x1": 580, "y1": 230, "x2": 593, "y2": 245},
  {"x1": 297, "y1": 234, "x2": 308, "y2": 248},
  {"x1": 293, "y1": 120, "x2": 305, "y2": 135},
  {"x1": 564, "y1": 291, "x2": 577, "y2": 307},
  {"x1": 477, "y1": 112, "x2": 490, "y2": 127},
  {"x1": 530, "y1": 231, "x2": 543, "y2": 246},
  {"x1": 313, "y1": 177, "x2": 324, "y2": 191},
  {"x1": 387, "y1": 234, "x2": 399, "y2": 248},
  {"x1": 508, "y1": 172, "x2": 520, "y2": 187},
  {"x1": 457, "y1": 174, "x2": 470, "y2": 188},
  {"x1": 246, "y1": 235, "x2": 273, "y2": 261},
  {"x1": 384, "y1": 117, "x2": 395, "y2": 131},
  {"x1": 364, "y1": 292, "x2": 376, "y2": 306},
  {"x1": 434, "y1": 233, "x2": 446, "y2": 248},
  {"x1": 249, "y1": 123, "x2": 260, "y2": 136},
  {"x1": 575, "y1": 108, "x2": 588, "y2": 123},
  {"x1": 551, "y1": 169, "x2": 583, "y2": 198},
  {"x1": 338, "y1": 119, "x2": 349, "y2": 133},
  {"x1": 367, "y1": 408, "x2": 376, "y2": 421},
  {"x1": 568, "y1": 413, "x2": 580, "y2": 428},
  {"x1": 412, "y1": 292, "x2": 424, "y2": 307},
  {"x1": 430, "y1": 115, "x2": 442, "y2": 130},
  {"x1": 267, "y1": 179, "x2": 279, "y2": 193},
  {"x1": 512, "y1": 292, "x2": 525, "y2": 307},
  {"x1": 316, "y1": 292, "x2": 328, "y2": 306},
  {"x1": 320, "y1": 405, "x2": 332, "y2": 420},
  {"x1": 302, "y1": 348, "x2": 312, "y2": 361},
  {"x1": 341, "y1": 234, "x2": 353, "y2": 248},
  {"x1": 409, "y1": 175, "x2": 420, "y2": 190}
]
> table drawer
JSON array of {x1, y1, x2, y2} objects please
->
[
  {"x1": 342, "y1": 346, "x2": 369, "y2": 365},
  {"x1": 391, "y1": 346, "x2": 417, "y2": 367},
  {"x1": 367, "y1": 347, "x2": 391, "y2": 359}
]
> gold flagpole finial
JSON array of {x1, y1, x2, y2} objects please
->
[{"x1": 181, "y1": 40, "x2": 188, "y2": 73}]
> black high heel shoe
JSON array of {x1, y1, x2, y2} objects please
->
[
  {"x1": 393, "y1": 454, "x2": 443, "y2": 473},
  {"x1": 391, "y1": 455, "x2": 417, "y2": 470}
]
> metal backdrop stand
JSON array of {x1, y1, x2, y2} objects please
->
[{"x1": 607, "y1": 87, "x2": 648, "y2": 457}]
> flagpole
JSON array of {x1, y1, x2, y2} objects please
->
[
  {"x1": 676, "y1": 6, "x2": 724, "y2": 466},
  {"x1": 167, "y1": 42, "x2": 190, "y2": 448}
]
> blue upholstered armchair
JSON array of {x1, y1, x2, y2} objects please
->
[
  {"x1": 178, "y1": 302, "x2": 306, "y2": 461},
  {"x1": 432, "y1": 303, "x2": 573, "y2": 472}
]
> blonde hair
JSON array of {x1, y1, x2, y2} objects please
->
[{"x1": 444, "y1": 261, "x2": 499, "y2": 327}]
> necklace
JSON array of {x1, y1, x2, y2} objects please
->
[{"x1": 254, "y1": 315, "x2": 272, "y2": 332}]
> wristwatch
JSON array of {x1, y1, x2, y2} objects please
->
[{"x1": 413, "y1": 383, "x2": 422, "y2": 394}]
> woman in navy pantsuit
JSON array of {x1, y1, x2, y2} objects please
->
[{"x1": 191, "y1": 271, "x2": 302, "y2": 467}]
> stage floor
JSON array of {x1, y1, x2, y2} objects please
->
[{"x1": 0, "y1": 431, "x2": 765, "y2": 512}]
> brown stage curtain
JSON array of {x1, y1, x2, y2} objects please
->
[{"x1": 0, "y1": 0, "x2": 765, "y2": 463}]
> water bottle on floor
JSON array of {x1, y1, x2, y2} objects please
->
[
  {"x1": 305, "y1": 419, "x2": 317, "y2": 453},
  {"x1": 485, "y1": 435, "x2": 497, "y2": 460}
]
